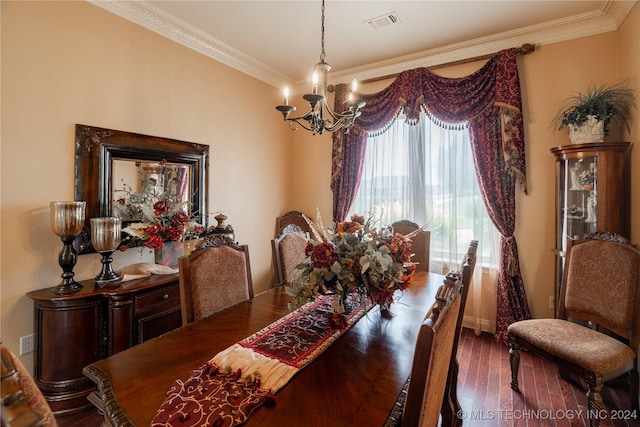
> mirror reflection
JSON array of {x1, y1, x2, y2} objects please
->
[{"x1": 111, "y1": 159, "x2": 192, "y2": 221}]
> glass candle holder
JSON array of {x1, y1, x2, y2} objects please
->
[
  {"x1": 50, "y1": 201, "x2": 86, "y2": 294},
  {"x1": 90, "y1": 217, "x2": 122, "y2": 286}
]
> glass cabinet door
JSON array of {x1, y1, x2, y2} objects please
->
[{"x1": 557, "y1": 156, "x2": 598, "y2": 256}]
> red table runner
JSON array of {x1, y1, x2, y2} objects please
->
[{"x1": 151, "y1": 293, "x2": 369, "y2": 426}]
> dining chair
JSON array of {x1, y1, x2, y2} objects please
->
[
  {"x1": 399, "y1": 271, "x2": 463, "y2": 427},
  {"x1": 508, "y1": 231, "x2": 640, "y2": 427},
  {"x1": 275, "y1": 210, "x2": 312, "y2": 238},
  {"x1": 391, "y1": 220, "x2": 430, "y2": 272},
  {"x1": 178, "y1": 234, "x2": 254, "y2": 325},
  {"x1": 441, "y1": 240, "x2": 478, "y2": 427},
  {"x1": 1, "y1": 345, "x2": 58, "y2": 426},
  {"x1": 272, "y1": 224, "x2": 309, "y2": 286}
]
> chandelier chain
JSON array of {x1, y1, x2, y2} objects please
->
[{"x1": 320, "y1": 0, "x2": 326, "y2": 62}]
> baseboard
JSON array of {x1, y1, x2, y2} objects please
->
[{"x1": 462, "y1": 315, "x2": 495, "y2": 335}]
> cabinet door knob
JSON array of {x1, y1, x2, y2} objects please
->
[{"x1": 162, "y1": 294, "x2": 169, "y2": 300}]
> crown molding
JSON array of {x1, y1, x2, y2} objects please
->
[{"x1": 89, "y1": 0, "x2": 636, "y2": 92}]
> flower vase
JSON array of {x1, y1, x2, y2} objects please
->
[
  {"x1": 154, "y1": 240, "x2": 184, "y2": 269},
  {"x1": 339, "y1": 291, "x2": 355, "y2": 315}
]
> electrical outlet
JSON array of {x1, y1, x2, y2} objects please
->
[
  {"x1": 548, "y1": 296, "x2": 555, "y2": 310},
  {"x1": 20, "y1": 334, "x2": 34, "y2": 355}
]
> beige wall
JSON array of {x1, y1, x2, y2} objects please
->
[
  {"x1": 292, "y1": 4, "x2": 640, "y2": 326},
  {"x1": 1, "y1": 1, "x2": 293, "y2": 365}
]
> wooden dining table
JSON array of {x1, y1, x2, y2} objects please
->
[{"x1": 83, "y1": 270, "x2": 444, "y2": 426}]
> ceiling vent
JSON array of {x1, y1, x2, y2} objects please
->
[{"x1": 365, "y1": 12, "x2": 401, "y2": 30}]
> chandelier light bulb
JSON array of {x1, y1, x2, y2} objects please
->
[
  {"x1": 312, "y1": 71, "x2": 319, "y2": 95},
  {"x1": 283, "y1": 86, "x2": 290, "y2": 105},
  {"x1": 351, "y1": 78, "x2": 358, "y2": 93}
]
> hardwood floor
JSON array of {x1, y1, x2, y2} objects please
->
[
  {"x1": 55, "y1": 328, "x2": 639, "y2": 426},
  {"x1": 456, "y1": 328, "x2": 639, "y2": 427}
]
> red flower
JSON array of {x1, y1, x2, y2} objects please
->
[
  {"x1": 337, "y1": 220, "x2": 362, "y2": 234},
  {"x1": 309, "y1": 242, "x2": 338, "y2": 268},
  {"x1": 153, "y1": 200, "x2": 170, "y2": 216},
  {"x1": 172, "y1": 211, "x2": 190, "y2": 226},
  {"x1": 146, "y1": 224, "x2": 163, "y2": 236},
  {"x1": 164, "y1": 226, "x2": 184, "y2": 241},
  {"x1": 145, "y1": 234, "x2": 164, "y2": 249}
]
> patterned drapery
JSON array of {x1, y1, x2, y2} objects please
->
[{"x1": 331, "y1": 48, "x2": 531, "y2": 342}]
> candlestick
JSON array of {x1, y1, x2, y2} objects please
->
[
  {"x1": 91, "y1": 217, "x2": 122, "y2": 286},
  {"x1": 50, "y1": 201, "x2": 86, "y2": 294}
]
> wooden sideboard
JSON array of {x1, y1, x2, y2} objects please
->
[{"x1": 26, "y1": 274, "x2": 181, "y2": 415}]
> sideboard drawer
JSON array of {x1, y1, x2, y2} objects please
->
[{"x1": 135, "y1": 284, "x2": 181, "y2": 312}]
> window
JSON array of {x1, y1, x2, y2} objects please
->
[{"x1": 348, "y1": 112, "x2": 498, "y2": 271}]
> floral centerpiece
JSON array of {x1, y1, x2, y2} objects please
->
[
  {"x1": 114, "y1": 160, "x2": 205, "y2": 251},
  {"x1": 286, "y1": 212, "x2": 416, "y2": 322}
]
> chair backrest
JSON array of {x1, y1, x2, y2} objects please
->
[
  {"x1": 450, "y1": 239, "x2": 478, "y2": 351},
  {"x1": 558, "y1": 231, "x2": 640, "y2": 347},
  {"x1": 178, "y1": 235, "x2": 254, "y2": 325},
  {"x1": 392, "y1": 220, "x2": 431, "y2": 272},
  {"x1": 440, "y1": 240, "x2": 478, "y2": 420},
  {"x1": 402, "y1": 274, "x2": 462, "y2": 427},
  {"x1": 275, "y1": 211, "x2": 311, "y2": 238},
  {"x1": 272, "y1": 225, "x2": 309, "y2": 286},
  {"x1": 1, "y1": 346, "x2": 58, "y2": 427}
]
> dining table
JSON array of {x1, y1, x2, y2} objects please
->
[{"x1": 83, "y1": 270, "x2": 444, "y2": 426}]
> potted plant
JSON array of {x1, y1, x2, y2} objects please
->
[{"x1": 552, "y1": 79, "x2": 637, "y2": 144}]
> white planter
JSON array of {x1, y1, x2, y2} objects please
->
[{"x1": 568, "y1": 115, "x2": 604, "y2": 144}]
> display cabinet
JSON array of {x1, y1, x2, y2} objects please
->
[
  {"x1": 550, "y1": 141, "x2": 631, "y2": 303},
  {"x1": 26, "y1": 274, "x2": 181, "y2": 415}
]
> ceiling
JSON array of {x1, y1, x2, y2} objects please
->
[{"x1": 91, "y1": 1, "x2": 635, "y2": 91}]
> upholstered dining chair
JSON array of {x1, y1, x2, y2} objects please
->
[
  {"x1": 275, "y1": 210, "x2": 311, "y2": 238},
  {"x1": 392, "y1": 220, "x2": 431, "y2": 272},
  {"x1": 178, "y1": 234, "x2": 254, "y2": 325},
  {"x1": 272, "y1": 224, "x2": 309, "y2": 286},
  {"x1": 1, "y1": 345, "x2": 58, "y2": 426},
  {"x1": 441, "y1": 240, "x2": 478, "y2": 427},
  {"x1": 508, "y1": 231, "x2": 640, "y2": 427},
  {"x1": 401, "y1": 272, "x2": 463, "y2": 427}
]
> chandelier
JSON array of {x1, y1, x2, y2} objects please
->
[{"x1": 275, "y1": 0, "x2": 365, "y2": 135}]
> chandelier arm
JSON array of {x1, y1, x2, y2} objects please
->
[
  {"x1": 324, "y1": 115, "x2": 356, "y2": 133},
  {"x1": 287, "y1": 119, "x2": 315, "y2": 132},
  {"x1": 284, "y1": 108, "x2": 318, "y2": 123},
  {"x1": 324, "y1": 102, "x2": 359, "y2": 123}
]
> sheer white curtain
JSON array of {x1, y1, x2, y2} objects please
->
[{"x1": 348, "y1": 112, "x2": 499, "y2": 334}]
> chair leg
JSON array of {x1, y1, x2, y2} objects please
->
[
  {"x1": 586, "y1": 372, "x2": 604, "y2": 427},
  {"x1": 508, "y1": 337, "x2": 520, "y2": 391},
  {"x1": 449, "y1": 360, "x2": 462, "y2": 427},
  {"x1": 440, "y1": 360, "x2": 462, "y2": 427},
  {"x1": 558, "y1": 364, "x2": 571, "y2": 381},
  {"x1": 629, "y1": 369, "x2": 639, "y2": 412}
]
